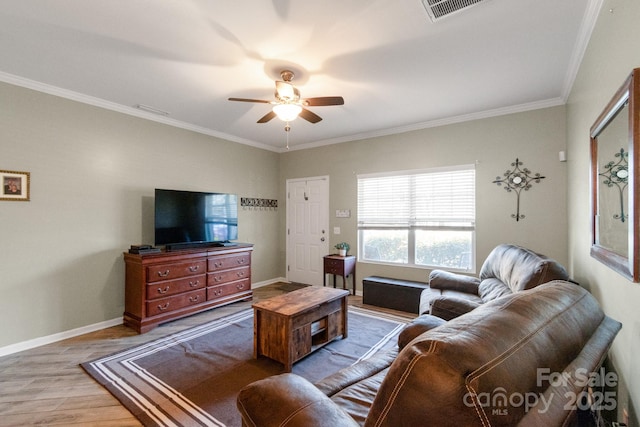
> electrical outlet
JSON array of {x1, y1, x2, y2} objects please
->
[{"x1": 334, "y1": 227, "x2": 341, "y2": 235}]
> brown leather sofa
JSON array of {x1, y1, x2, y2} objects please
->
[
  {"x1": 237, "y1": 281, "x2": 621, "y2": 426},
  {"x1": 421, "y1": 243, "x2": 569, "y2": 319}
]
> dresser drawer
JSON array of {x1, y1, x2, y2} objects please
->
[
  {"x1": 145, "y1": 274, "x2": 206, "y2": 300},
  {"x1": 207, "y1": 278, "x2": 251, "y2": 301},
  {"x1": 208, "y1": 252, "x2": 251, "y2": 271},
  {"x1": 146, "y1": 289, "x2": 206, "y2": 317},
  {"x1": 207, "y1": 266, "x2": 250, "y2": 286},
  {"x1": 147, "y1": 260, "x2": 206, "y2": 283}
]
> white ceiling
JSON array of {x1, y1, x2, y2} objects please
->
[{"x1": 0, "y1": 0, "x2": 601, "y2": 152}]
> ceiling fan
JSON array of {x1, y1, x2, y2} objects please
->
[{"x1": 228, "y1": 70, "x2": 344, "y2": 125}]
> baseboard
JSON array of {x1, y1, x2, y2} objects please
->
[
  {"x1": 0, "y1": 277, "x2": 289, "y2": 357},
  {"x1": 0, "y1": 317, "x2": 123, "y2": 357},
  {"x1": 252, "y1": 277, "x2": 288, "y2": 288}
]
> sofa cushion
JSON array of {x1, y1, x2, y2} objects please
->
[
  {"x1": 328, "y1": 369, "x2": 389, "y2": 425},
  {"x1": 429, "y1": 295, "x2": 482, "y2": 320},
  {"x1": 478, "y1": 277, "x2": 512, "y2": 301},
  {"x1": 315, "y1": 349, "x2": 397, "y2": 397},
  {"x1": 479, "y1": 244, "x2": 569, "y2": 293}
]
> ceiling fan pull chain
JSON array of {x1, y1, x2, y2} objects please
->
[{"x1": 285, "y1": 123, "x2": 291, "y2": 150}]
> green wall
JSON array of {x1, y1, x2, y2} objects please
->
[
  {"x1": 566, "y1": 1, "x2": 640, "y2": 424},
  {"x1": 280, "y1": 106, "x2": 569, "y2": 286},
  {"x1": 0, "y1": 82, "x2": 280, "y2": 348}
]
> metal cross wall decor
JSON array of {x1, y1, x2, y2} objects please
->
[
  {"x1": 493, "y1": 158, "x2": 546, "y2": 221},
  {"x1": 598, "y1": 148, "x2": 629, "y2": 222}
]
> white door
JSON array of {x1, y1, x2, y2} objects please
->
[{"x1": 287, "y1": 176, "x2": 330, "y2": 286}]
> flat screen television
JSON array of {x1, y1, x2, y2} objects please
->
[{"x1": 154, "y1": 188, "x2": 238, "y2": 249}]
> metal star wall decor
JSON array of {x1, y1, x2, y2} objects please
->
[
  {"x1": 598, "y1": 147, "x2": 629, "y2": 222},
  {"x1": 493, "y1": 158, "x2": 546, "y2": 221}
]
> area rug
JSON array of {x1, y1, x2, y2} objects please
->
[{"x1": 82, "y1": 306, "x2": 408, "y2": 427}]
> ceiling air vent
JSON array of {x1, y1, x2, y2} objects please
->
[{"x1": 422, "y1": 0, "x2": 489, "y2": 22}]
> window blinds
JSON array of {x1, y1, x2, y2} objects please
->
[{"x1": 357, "y1": 165, "x2": 475, "y2": 228}]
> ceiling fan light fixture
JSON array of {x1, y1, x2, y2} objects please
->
[
  {"x1": 275, "y1": 81, "x2": 300, "y2": 101},
  {"x1": 273, "y1": 103, "x2": 302, "y2": 121}
]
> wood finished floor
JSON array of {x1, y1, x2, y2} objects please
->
[{"x1": 0, "y1": 283, "x2": 413, "y2": 426}]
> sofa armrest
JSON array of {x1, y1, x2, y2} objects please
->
[
  {"x1": 237, "y1": 373, "x2": 359, "y2": 427},
  {"x1": 429, "y1": 270, "x2": 480, "y2": 294},
  {"x1": 429, "y1": 296, "x2": 481, "y2": 320}
]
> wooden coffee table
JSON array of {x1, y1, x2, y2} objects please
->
[{"x1": 252, "y1": 286, "x2": 349, "y2": 371}]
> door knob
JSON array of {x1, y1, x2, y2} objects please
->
[{"x1": 321, "y1": 237, "x2": 325, "y2": 242}]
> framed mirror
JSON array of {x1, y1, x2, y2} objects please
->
[{"x1": 590, "y1": 68, "x2": 640, "y2": 282}]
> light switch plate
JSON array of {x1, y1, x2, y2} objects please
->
[{"x1": 335, "y1": 209, "x2": 351, "y2": 218}]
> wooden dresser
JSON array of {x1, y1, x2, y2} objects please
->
[{"x1": 123, "y1": 244, "x2": 253, "y2": 333}]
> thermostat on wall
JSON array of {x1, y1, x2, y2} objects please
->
[{"x1": 335, "y1": 209, "x2": 351, "y2": 218}]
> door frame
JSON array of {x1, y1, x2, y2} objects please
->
[{"x1": 285, "y1": 175, "x2": 330, "y2": 284}]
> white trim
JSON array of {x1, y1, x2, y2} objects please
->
[
  {"x1": 0, "y1": 71, "x2": 280, "y2": 153},
  {"x1": 285, "y1": 98, "x2": 565, "y2": 152},
  {"x1": 0, "y1": 317, "x2": 122, "y2": 357},
  {"x1": 0, "y1": 276, "x2": 287, "y2": 357},
  {"x1": 251, "y1": 277, "x2": 288, "y2": 288},
  {"x1": 0, "y1": 69, "x2": 571, "y2": 155},
  {"x1": 561, "y1": 0, "x2": 605, "y2": 101}
]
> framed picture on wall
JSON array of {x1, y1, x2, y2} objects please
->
[{"x1": 1, "y1": 170, "x2": 30, "y2": 201}]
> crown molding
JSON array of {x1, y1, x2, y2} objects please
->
[
  {"x1": 560, "y1": 0, "x2": 604, "y2": 101},
  {"x1": 285, "y1": 97, "x2": 565, "y2": 152},
  {"x1": 0, "y1": 71, "x2": 281, "y2": 153},
  {"x1": 1, "y1": 70, "x2": 571, "y2": 154}
]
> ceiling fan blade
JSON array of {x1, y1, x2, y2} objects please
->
[
  {"x1": 303, "y1": 96, "x2": 344, "y2": 106},
  {"x1": 299, "y1": 108, "x2": 322, "y2": 123},
  {"x1": 257, "y1": 111, "x2": 277, "y2": 123},
  {"x1": 228, "y1": 97, "x2": 272, "y2": 104}
]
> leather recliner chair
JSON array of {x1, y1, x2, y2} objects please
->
[{"x1": 421, "y1": 243, "x2": 570, "y2": 319}]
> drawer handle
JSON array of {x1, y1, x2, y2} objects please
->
[
  {"x1": 157, "y1": 286, "x2": 170, "y2": 295},
  {"x1": 189, "y1": 280, "x2": 200, "y2": 287},
  {"x1": 214, "y1": 262, "x2": 223, "y2": 268},
  {"x1": 214, "y1": 276, "x2": 223, "y2": 282},
  {"x1": 157, "y1": 270, "x2": 170, "y2": 277},
  {"x1": 236, "y1": 271, "x2": 245, "y2": 278},
  {"x1": 157, "y1": 302, "x2": 170, "y2": 311},
  {"x1": 236, "y1": 283, "x2": 245, "y2": 290},
  {"x1": 237, "y1": 258, "x2": 245, "y2": 264},
  {"x1": 189, "y1": 295, "x2": 200, "y2": 303},
  {"x1": 214, "y1": 289, "x2": 223, "y2": 296},
  {"x1": 189, "y1": 265, "x2": 200, "y2": 272}
]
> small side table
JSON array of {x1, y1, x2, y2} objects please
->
[{"x1": 323, "y1": 255, "x2": 356, "y2": 295}]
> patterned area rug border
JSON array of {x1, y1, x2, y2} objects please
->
[{"x1": 82, "y1": 305, "x2": 409, "y2": 427}]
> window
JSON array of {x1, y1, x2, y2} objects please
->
[{"x1": 357, "y1": 165, "x2": 476, "y2": 271}]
